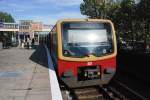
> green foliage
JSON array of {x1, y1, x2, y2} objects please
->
[
  {"x1": 80, "y1": 0, "x2": 116, "y2": 18},
  {"x1": 80, "y1": 0, "x2": 100, "y2": 18},
  {"x1": 0, "y1": 12, "x2": 15, "y2": 43},
  {"x1": 0, "y1": 11, "x2": 15, "y2": 22},
  {"x1": 135, "y1": 0, "x2": 150, "y2": 41},
  {"x1": 80, "y1": 0, "x2": 150, "y2": 44},
  {"x1": 137, "y1": 0, "x2": 150, "y2": 20}
]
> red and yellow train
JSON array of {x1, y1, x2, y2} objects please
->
[{"x1": 44, "y1": 19, "x2": 117, "y2": 88}]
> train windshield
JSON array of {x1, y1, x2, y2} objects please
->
[{"x1": 61, "y1": 22, "x2": 114, "y2": 58}]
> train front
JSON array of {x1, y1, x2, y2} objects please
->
[{"x1": 57, "y1": 19, "x2": 117, "y2": 88}]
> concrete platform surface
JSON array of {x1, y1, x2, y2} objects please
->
[{"x1": 0, "y1": 47, "x2": 51, "y2": 100}]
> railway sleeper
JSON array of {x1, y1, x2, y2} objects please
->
[{"x1": 77, "y1": 94, "x2": 103, "y2": 100}]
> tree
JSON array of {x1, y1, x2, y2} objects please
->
[
  {"x1": 139, "y1": 0, "x2": 150, "y2": 34},
  {"x1": 136, "y1": 0, "x2": 150, "y2": 45},
  {"x1": 0, "y1": 12, "x2": 15, "y2": 22},
  {"x1": 80, "y1": 0, "x2": 99, "y2": 18},
  {"x1": 118, "y1": 0, "x2": 135, "y2": 39},
  {"x1": 81, "y1": 0, "x2": 136, "y2": 36},
  {"x1": 0, "y1": 12, "x2": 15, "y2": 43},
  {"x1": 80, "y1": 0, "x2": 116, "y2": 19},
  {"x1": 80, "y1": 0, "x2": 150, "y2": 46}
]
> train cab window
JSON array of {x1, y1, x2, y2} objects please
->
[{"x1": 61, "y1": 22, "x2": 114, "y2": 58}]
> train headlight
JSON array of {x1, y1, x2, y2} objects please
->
[
  {"x1": 97, "y1": 72, "x2": 100, "y2": 75},
  {"x1": 84, "y1": 72, "x2": 87, "y2": 77}
]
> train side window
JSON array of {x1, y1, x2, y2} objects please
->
[
  {"x1": 51, "y1": 26, "x2": 58, "y2": 57},
  {"x1": 47, "y1": 34, "x2": 50, "y2": 49}
]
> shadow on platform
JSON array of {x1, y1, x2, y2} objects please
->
[{"x1": 29, "y1": 45, "x2": 48, "y2": 68}]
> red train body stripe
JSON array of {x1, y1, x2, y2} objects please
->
[{"x1": 58, "y1": 57, "x2": 116, "y2": 77}]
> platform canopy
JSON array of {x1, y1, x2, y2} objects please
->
[{"x1": 0, "y1": 22, "x2": 19, "y2": 32}]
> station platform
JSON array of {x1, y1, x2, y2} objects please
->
[{"x1": 0, "y1": 46, "x2": 54, "y2": 100}]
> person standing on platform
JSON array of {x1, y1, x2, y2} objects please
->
[
  {"x1": 28, "y1": 38, "x2": 32, "y2": 49},
  {"x1": 18, "y1": 38, "x2": 21, "y2": 48},
  {"x1": 27, "y1": 37, "x2": 29, "y2": 49},
  {"x1": 31, "y1": 38, "x2": 35, "y2": 49},
  {"x1": 2, "y1": 38, "x2": 4, "y2": 49},
  {"x1": 2, "y1": 38, "x2": 7, "y2": 49},
  {"x1": 21, "y1": 39, "x2": 25, "y2": 49}
]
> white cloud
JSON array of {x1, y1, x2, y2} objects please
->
[
  {"x1": 35, "y1": 0, "x2": 83, "y2": 6},
  {"x1": 22, "y1": 11, "x2": 86, "y2": 25},
  {"x1": 3, "y1": 0, "x2": 85, "y2": 25},
  {"x1": 56, "y1": 0, "x2": 83, "y2": 6},
  {"x1": 6, "y1": 3, "x2": 37, "y2": 11},
  {"x1": 49, "y1": 11, "x2": 86, "y2": 24},
  {"x1": 35, "y1": 0, "x2": 51, "y2": 3},
  {"x1": 15, "y1": 9, "x2": 25, "y2": 12},
  {"x1": 56, "y1": 11, "x2": 85, "y2": 18}
]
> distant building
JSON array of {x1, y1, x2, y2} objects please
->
[
  {"x1": 19, "y1": 20, "x2": 33, "y2": 26},
  {"x1": 42, "y1": 24, "x2": 53, "y2": 32},
  {"x1": 19, "y1": 20, "x2": 33, "y2": 39},
  {"x1": 34, "y1": 24, "x2": 53, "y2": 45},
  {"x1": 0, "y1": 22, "x2": 19, "y2": 31},
  {"x1": 0, "y1": 19, "x2": 52, "y2": 46},
  {"x1": 31, "y1": 22, "x2": 43, "y2": 32},
  {"x1": 0, "y1": 22, "x2": 19, "y2": 45}
]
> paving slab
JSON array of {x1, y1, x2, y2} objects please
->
[{"x1": 0, "y1": 46, "x2": 51, "y2": 100}]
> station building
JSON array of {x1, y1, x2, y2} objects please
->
[
  {"x1": 0, "y1": 22, "x2": 19, "y2": 47},
  {"x1": 0, "y1": 20, "x2": 52, "y2": 47},
  {"x1": 30, "y1": 22, "x2": 42, "y2": 45},
  {"x1": 33, "y1": 24, "x2": 52, "y2": 45},
  {"x1": 19, "y1": 20, "x2": 33, "y2": 39}
]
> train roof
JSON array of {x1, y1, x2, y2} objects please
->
[{"x1": 56, "y1": 18, "x2": 113, "y2": 24}]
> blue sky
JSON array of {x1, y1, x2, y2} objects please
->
[
  {"x1": 0, "y1": 0, "x2": 86, "y2": 25},
  {"x1": 0, "y1": 0, "x2": 140, "y2": 25}
]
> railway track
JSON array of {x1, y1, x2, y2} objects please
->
[
  {"x1": 61, "y1": 85, "x2": 129, "y2": 100},
  {"x1": 72, "y1": 86, "x2": 103, "y2": 100},
  {"x1": 110, "y1": 80, "x2": 148, "y2": 100},
  {"x1": 61, "y1": 80, "x2": 148, "y2": 100}
]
